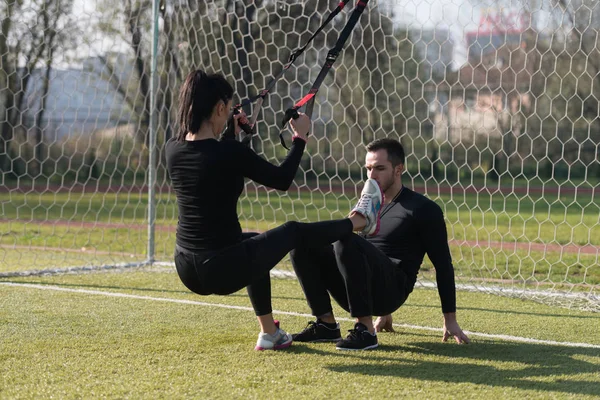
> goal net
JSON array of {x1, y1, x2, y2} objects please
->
[{"x1": 1, "y1": 0, "x2": 598, "y2": 312}]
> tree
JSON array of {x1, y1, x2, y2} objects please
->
[
  {"x1": 96, "y1": 0, "x2": 153, "y2": 148},
  {"x1": 516, "y1": 0, "x2": 600, "y2": 178},
  {"x1": 31, "y1": 0, "x2": 74, "y2": 177},
  {"x1": 552, "y1": 0, "x2": 600, "y2": 176},
  {"x1": 0, "y1": 0, "x2": 73, "y2": 179}
]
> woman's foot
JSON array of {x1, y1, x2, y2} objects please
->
[
  {"x1": 255, "y1": 327, "x2": 293, "y2": 351},
  {"x1": 350, "y1": 178, "x2": 383, "y2": 235}
]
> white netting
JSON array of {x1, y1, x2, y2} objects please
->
[{"x1": 0, "y1": 0, "x2": 598, "y2": 311}]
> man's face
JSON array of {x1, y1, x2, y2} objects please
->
[{"x1": 365, "y1": 149, "x2": 403, "y2": 192}]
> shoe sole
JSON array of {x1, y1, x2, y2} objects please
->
[
  {"x1": 335, "y1": 343, "x2": 379, "y2": 351},
  {"x1": 255, "y1": 340, "x2": 293, "y2": 351},
  {"x1": 292, "y1": 337, "x2": 342, "y2": 343},
  {"x1": 370, "y1": 204, "x2": 382, "y2": 236}
]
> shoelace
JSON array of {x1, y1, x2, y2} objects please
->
[
  {"x1": 273, "y1": 330, "x2": 288, "y2": 344},
  {"x1": 356, "y1": 194, "x2": 372, "y2": 213},
  {"x1": 303, "y1": 321, "x2": 318, "y2": 333},
  {"x1": 345, "y1": 328, "x2": 364, "y2": 341}
]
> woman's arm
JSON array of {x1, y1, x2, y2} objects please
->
[{"x1": 238, "y1": 113, "x2": 311, "y2": 191}]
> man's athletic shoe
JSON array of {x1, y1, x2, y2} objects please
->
[
  {"x1": 351, "y1": 178, "x2": 383, "y2": 236},
  {"x1": 255, "y1": 327, "x2": 293, "y2": 351},
  {"x1": 335, "y1": 322, "x2": 378, "y2": 351},
  {"x1": 292, "y1": 320, "x2": 342, "y2": 343}
]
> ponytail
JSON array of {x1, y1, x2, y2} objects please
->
[{"x1": 176, "y1": 70, "x2": 234, "y2": 141}]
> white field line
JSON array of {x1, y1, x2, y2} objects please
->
[
  {"x1": 2, "y1": 281, "x2": 600, "y2": 350},
  {"x1": 0, "y1": 262, "x2": 174, "y2": 278},
  {"x1": 9, "y1": 265, "x2": 597, "y2": 303}
]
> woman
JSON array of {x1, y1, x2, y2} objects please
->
[{"x1": 165, "y1": 70, "x2": 382, "y2": 350}]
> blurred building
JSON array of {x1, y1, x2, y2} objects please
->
[
  {"x1": 23, "y1": 53, "x2": 132, "y2": 142},
  {"x1": 428, "y1": 7, "x2": 534, "y2": 144}
]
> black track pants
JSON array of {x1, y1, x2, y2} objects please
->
[
  {"x1": 290, "y1": 233, "x2": 408, "y2": 318},
  {"x1": 174, "y1": 219, "x2": 353, "y2": 316}
]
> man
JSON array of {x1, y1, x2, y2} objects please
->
[{"x1": 291, "y1": 138, "x2": 470, "y2": 350}]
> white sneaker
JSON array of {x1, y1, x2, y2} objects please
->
[
  {"x1": 255, "y1": 328, "x2": 293, "y2": 351},
  {"x1": 351, "y1": 178, "x2": 384, "y2": 236}
]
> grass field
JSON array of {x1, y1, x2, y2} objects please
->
[
  {"x1": 1, "y1": 267, "x2": 600, "y2": 399},
  {"x1": 1, "y1": 182, "x2": 599, "y2": 398},
  {"x1": 1, "y1": 186, "x2": 599, "y2": 289}
]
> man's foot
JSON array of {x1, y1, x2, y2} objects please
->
[
  {"x1": 335, "y1": 322, "x2": 378, "y2": 351},
  {"x1": 292, "y1": 320, "x2": 342, "y2": 343},
  {"x1": 351, "y1": 178, "x2": 383, "y2": 236},
  {"x1": 255, "y1": 327, "x2": 293, "y2": 351}
]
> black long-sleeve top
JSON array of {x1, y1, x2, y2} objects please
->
[
  {"x1": 367, "y1": 187, "x2": 457, "y2": 313},
  {"x1": 165, "y1": 137, "x2": 306, "y2": 252}
]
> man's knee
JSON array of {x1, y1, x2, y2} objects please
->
[
  {"x1": 291, "y1": 242, "x2": 332, "y2": 267},
  {"x1": 289, "y1": 247, "x2": 300, "y2": 261},
  {"x1": 333, "y1": 232, "x2": 361, "y2": 254}
]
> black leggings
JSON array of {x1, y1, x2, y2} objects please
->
[
  {"x1": 174, "y1": 219, "x2": 354, "y2": 316},
  {"x1": 290, "y1": 233, "x2": 408, "y2": 318}
]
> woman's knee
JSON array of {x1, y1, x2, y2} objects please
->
[{"x1": 280, "y1": 220, "x2": 300, "y2": 233}]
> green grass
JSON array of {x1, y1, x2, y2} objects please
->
[
  {"x1": 1, "y1": 188, "x2": 599, "y2": 287},
  {"x1": 1, "y1": 269, "x2": 599, "y2": 399},
  {"x1": 2, "y1": 188, "x2": 598, "y2": 245}
]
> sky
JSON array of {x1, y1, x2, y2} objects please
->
[
  {"x1": 66, "y1": 0, "x2": 560, "y2": 68},
  {"x1": 66, "y1": 0, "x2": 130, "y2": 67},
  {"x1": 389, "y1": 0, "x2": 555, "y2": 65}
]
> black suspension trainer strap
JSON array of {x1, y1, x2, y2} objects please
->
[
  {"x1": 229, "y1": 0, "x2": 352, "y2": 139},
  {"x1": 280, "y1": 0, "x2": 370, "y2": 149}
]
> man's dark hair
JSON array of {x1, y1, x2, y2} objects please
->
[
  {"x1": 176, "y1": 69, "x2": 234, "y2": 141},
  {"x1": 366, "y1": 138, "x2": 405, "y2": 166}
]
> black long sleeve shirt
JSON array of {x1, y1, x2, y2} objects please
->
[
  {"x1": 367, "y1": 187, "x2": 457, "y2": 313},
  {"x1": 165, "y1": 137, "x2": 306, "y2": 252}
]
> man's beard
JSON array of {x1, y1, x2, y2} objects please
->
[{"x1": 379, "y1": 175, "x2": 396, "y2": 195}]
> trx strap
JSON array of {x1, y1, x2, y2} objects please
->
[
  {"x1": 280, "y1": 0, "x2": 370, "y2": 149},
  {"x1": 228, "y1": 0, "x2": 352, "y2": 140}
]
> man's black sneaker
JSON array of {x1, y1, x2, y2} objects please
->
[
  {"x1": 292, "y1": 320, "x2": 342, "y2": 343},
  {"x1": 335, "y1": 322, "x2": 378, "y2": 350}
]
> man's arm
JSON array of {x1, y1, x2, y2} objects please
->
[
  {"x1": 419, "y1": 201, "x2": 470, "y2": 344},
  {"x1": 442, "y1": 312, "x2": 470, "y2": 344},
  {"x1": 374, "y1": 313, "x2": 469, "y2": 343}
]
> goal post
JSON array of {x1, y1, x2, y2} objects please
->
[{"x1": 0, "y1": 0, "x2": 598, "y2": 312}]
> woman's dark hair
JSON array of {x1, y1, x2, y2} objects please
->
[
  {"x1": 176, "y1": 70, "x2": 234, "y2": 141},
  {"x1": 366, "y1": 138, "x2": 405, "y2": 167}
]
